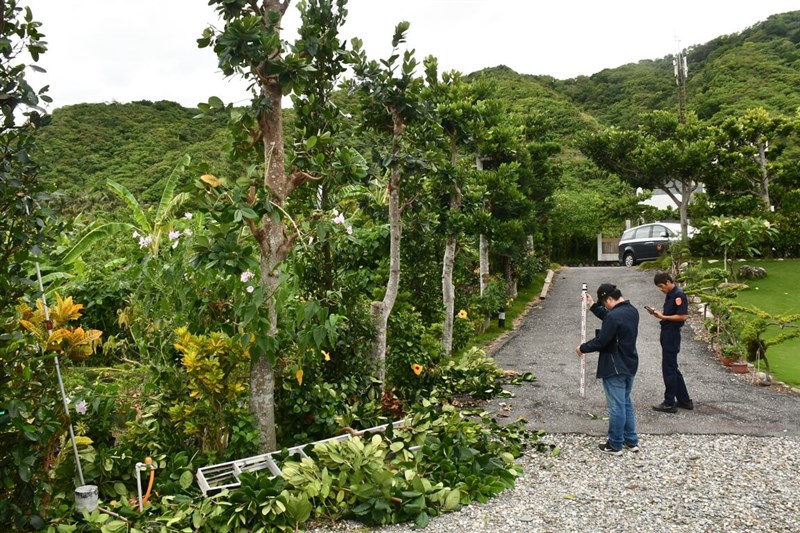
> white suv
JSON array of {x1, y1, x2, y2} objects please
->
[{"x1": 618, "y1": 222, "x2": 693, "y2": 267}]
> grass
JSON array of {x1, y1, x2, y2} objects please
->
[
  {"x1": 718, "y1": 259, "x2": 800, "y2": 387},
  {"x1": 471, "y1": 270, "x2": 550, "y2": 349}
]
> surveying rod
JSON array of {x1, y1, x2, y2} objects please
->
[{"x1": 580, "y1": 283, "x2": 587, "y2": 399}]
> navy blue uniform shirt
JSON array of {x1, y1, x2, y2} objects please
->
[{"x1": 661, "y1": 285, "x2": 688, "y2": 329}]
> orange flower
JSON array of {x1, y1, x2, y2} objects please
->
[
  {"x1": 457, "y1": 309, "x2": 468, "y2": 319},
  {"x1": 295, "y1": 369, "x2": 304, "y2": 385},
  {"x1": 411, "y1": 363, "x2": 423, "y2": 376}
]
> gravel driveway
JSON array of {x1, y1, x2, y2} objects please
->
[{"x1": 311, "y1": 266, "x2": 800, "y2": 533}]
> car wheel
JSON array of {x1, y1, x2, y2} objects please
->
[{"x1": 623, "y1": 253, "x2": 635, "y2": 267}]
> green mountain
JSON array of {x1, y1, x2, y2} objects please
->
[
  {"x1": 35, "y1": 10, "x2": 800, "y2": 213},
  {"x1": 37, "y1": 100, "x2": 230, "y2": 214},
  {"x1": 547, "y1": 10, "x2": 800, "y2": 128}
]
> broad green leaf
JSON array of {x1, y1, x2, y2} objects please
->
[
  {"x1": 443, "y1": 488, "x2": 461, "y2": 511},
  {"x1": 180, "y1": 470, "x2": 194, "y2": 489},
  {"x1": 63, "y1": 223, "x2": 135, "y2": 264},
  {"x1": 107, "y1": 180, "x2": 150, "y2": 232},
  {"x1": 114, "y1": 482, "x2": 127, "y2": 497},
  {"x1": 154, "y1": 154, "x2": 191, "y2": 226}
]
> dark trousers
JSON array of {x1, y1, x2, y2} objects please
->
[{"x1": 660, "y1": 328, "x2": 691, "y2": 405}]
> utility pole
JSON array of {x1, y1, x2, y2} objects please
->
[{"x1": 673, "y1": 48, "x2": 688, "y2": 124}]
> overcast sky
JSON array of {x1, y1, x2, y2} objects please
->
[{"x1": 25, "y1": 0, "x2": 800, "y2": 109}]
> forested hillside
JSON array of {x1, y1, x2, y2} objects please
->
[
  {"x1": 36, "y1": 10, "x2": 800, "y2": 217},
  {"x1": 549, "y1": 10, "x2": 800, "y2": 128},
  {"x1": 37, "y1": 100, "x2": 231, "y2": 214}
]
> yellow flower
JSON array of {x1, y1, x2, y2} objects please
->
[
  {"x1": 295, "y1": 369, "x2": 304, "y2": 386},
  {"x1": 322, "y1": 350, "x2": 331, "y2": 361},
  {"x1": 411, "y1": 364, "x2": 423, "y2": 376},
  {"x1": 457, "y1": 309, "x2": 468, "y2": 319}
]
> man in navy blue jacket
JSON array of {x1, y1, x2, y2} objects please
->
[{"x1": 576, "y1": 283, "x2": 640, "y2": 455}]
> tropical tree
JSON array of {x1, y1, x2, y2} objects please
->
[
  {"x1": 422, "y1": 58, "x2": 487, "y2": 355},
  {"x1": 697, "y1": 215, "x2": 779, "y2": 279},
  {"x1": 346, "y1": 22, "x2": 425, "y2": 383},
  {"x1": 63, "y1": 155, "x2": 191, "y2": 262},
  {"x1": 714, "y1": 107, "x2": 795, "y2": 210},
  {"x1": 197, "y1": 0, "x2": 358, "y2": 452},
  {"x1": 0, "y1": 0, "x2": 54, "y2": 328},
  {"x1": 579, "y1": 110, "x2": 717, "y2": 239}
]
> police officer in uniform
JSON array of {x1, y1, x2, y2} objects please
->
[{"x1": 647, "y1": 272, "x2": 694, "y2": 413}]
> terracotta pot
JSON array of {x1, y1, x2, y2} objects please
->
[
  {"x1": 729, "y1": 361, "x2": 750, "y2": 374},
  {"x1": 719, "y1": 356, "x2": 734, "y2": 367}
]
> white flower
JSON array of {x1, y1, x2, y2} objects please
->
[
  {"x1": 346, "y1": 225, "x2": 353, "y2": 235},
  {"x1": 333, "y1": 214, "x2": 345, "y2": 225},
  {"x1": 240, "y1": 271, "x2": 255, "y2": 283},
  {"x1": 132, "y1": 230, "x2": 140, "y2": 238},
  {"x1": 75, "y1": 400, "x2": 88, "y2": 415},
  {"x1": 138, "y1": 235, "x2": 153, "y2": 248},
  {"x1": 763, "y1": 221, "x2": 772, "y2": 228},
  {"x1": 169, "y1": 231, "x2": 181, "y2": 240},
  {"x1": 246, "y1": 285, "x2": 255, "y2": 293},
  {"x1": 184, "y1": 212, "x2": 193, "y2": 220},
  {"x1": 172, "y1": 241, "x2": 179, "y2": 249},
  {"x1": 183, "y1": 228, "x2": 193, "y2": 237}
]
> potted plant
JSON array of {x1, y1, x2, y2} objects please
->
[{"x1": 719, "y1": 342, "x2": 744, "y2": 367}]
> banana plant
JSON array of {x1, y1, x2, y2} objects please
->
[{"x1": 63, "y1": 154, "x2": 192, "y2": 262}]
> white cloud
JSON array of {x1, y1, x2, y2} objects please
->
[{"x1": 25, "y1": 0, "x2": 800, "y2": 109}]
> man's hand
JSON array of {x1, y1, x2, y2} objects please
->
[{"x1": 576, "y1": 345, "x2": 583, "y2": 357}]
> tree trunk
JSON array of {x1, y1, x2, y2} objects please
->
[
  {"x1": 249, "y1": 354, "x2": 276, "y2": 452},
  {"x1": 441, "y1": 136, "x2": 461, "y2": 356},
  {"x1": 476, "y1": 155, "x2": 490, "y2": 298},
  {"x1": 478, "y1": 234, "x2": 488, "y2": 291},
  {"x1": 503, "y1": 256, "x2": 515, "y2": 299},
  {"x1": 663, "y1": 179, "x2": 695, "y2": 241},
  {"x1": 371, "y1": 109, "x2": 404, "y2": 384},
  {"x1": 756, "y1": 142, "x2": 770, "y2": 209},
  {"x1": 442, "y1": 235, "x2": 456, "y2": 355},
  {"x1": 247, "y1": 3, "x2": 293, "y2": 453}
]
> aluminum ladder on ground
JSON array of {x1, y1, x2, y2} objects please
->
[{"x1": 196, "y1": 420, "x2": 408, "y2": 496}]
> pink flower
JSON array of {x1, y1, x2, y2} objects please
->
[
  {"x1": 240, "y1": 271, "x2": 255, "y2": 283},
  {"x1": 246, "y1": 286, "x2": 255, "y2": 293}
]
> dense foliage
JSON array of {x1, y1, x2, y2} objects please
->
[{"x1": 4, "y1": 3, "x2": 800, "y2": 531}]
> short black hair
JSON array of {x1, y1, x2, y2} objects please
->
[
  {"x1": 597, "y1": 283, "x2": 622, "y2": 301},
  {"x1": 654, "y1": 272, "x2": 673, "y2": 285}
]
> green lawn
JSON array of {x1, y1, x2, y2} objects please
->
[{"x1": 729, "y1": 259, "x2": 800, "y2": 387}]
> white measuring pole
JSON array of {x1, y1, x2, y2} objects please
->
[{"x1": 580, "y1": 283, "x2": 587, "y2": 399}]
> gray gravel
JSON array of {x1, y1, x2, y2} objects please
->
[{"x1": 309, "y1": 267, "x2": 800, "y2": 532}]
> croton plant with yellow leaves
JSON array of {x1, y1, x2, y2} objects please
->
[{"x1": 18, "y1": 293, "x2": 103, "y2": 361}]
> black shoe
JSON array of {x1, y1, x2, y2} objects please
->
[
  {"x1": 652, "y1": 402, "x2": 678, "y2": 413},
  {"x1": 677, "y1": 400, "x2": 694, "y2": 410},
  {"x1": 598, "y1": 442, "x2": 623, "y2": 456},
  {"x1": 623, "y1": 442, "x2": 640, "y2": 453}
]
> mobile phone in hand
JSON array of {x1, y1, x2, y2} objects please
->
[{"x1": 644, "y1": 305, "x2": 656, "y2": 314}]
